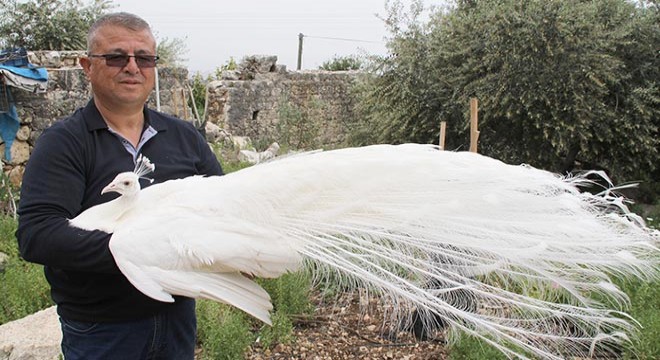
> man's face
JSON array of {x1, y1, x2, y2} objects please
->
[{"x1": 81, "y1": 25, "x2": 157, "y2": 112}]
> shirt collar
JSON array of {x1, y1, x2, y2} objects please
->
[{"x1": 82, "y1": 99, "x2": 168, "y2": 132}]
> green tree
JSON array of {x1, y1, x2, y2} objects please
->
[
  {"x1": 0, "y1": 0, "x2": 114, "y2": 50},
  {"x1": 319, "y1": 54, "x2": 364, "y2": 71},
  {"x1": 156, "y1": 36, "x2": 188, "y2": 67},
  {"x1": 353, "y1": 0, "x2": 658, "y2": 189}
]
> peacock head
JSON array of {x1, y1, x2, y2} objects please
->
[
  {"x1": 101, "y1": 172, "x2": 141, "y2": 197},
  {"x1": 101, "y1": 155, "x2": 155, "y2": 197}
]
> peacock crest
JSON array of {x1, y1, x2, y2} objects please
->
[{"x1": 133, "y1": 154, "x2": 155, "y2": 183}]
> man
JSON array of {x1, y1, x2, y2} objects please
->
[{"x1": 16, "y1": 12, "x2": 223, "y2": 359}]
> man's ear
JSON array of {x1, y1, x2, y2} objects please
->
[{"x1": 80, "y1": 57, "x2": 92, "y2": 79}]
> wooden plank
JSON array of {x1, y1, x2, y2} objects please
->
[
  {"x1": 469, "y1": 98, "x2": 480, "y2": 153},
  {"x1": 439, "y1": 121, "x2": 447, "y2": 150}
]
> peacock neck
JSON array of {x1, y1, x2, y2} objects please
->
[{"x1": 109, "y1": 192, "x2": 139, "y2": 221}]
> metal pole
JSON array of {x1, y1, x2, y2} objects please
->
[
  {"x1": 297, "y1": 33, "x2": 304, "y2": 70},
  {"x1": 155, "y1": 67, "x2": 161, "y2": 111}
]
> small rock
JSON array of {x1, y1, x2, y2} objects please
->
[
  {"x1": 0, "y1": 252, "x2": 9, "y2": 273},
  {"x1": 15, "y1": 126, "x2": 30, "y2": 141},
  {"x1": 0, "y1": 141, "x2": 30, "y2": 165},
  {"x1": 8, "y1": 165, "x2": 25, "y2": 187},
  {"x1": 238, "y1": 142, "x2": 279, "y2": 164},
  {"x1": 231, "y1": 136, "x2": 253, "y2": 150}
]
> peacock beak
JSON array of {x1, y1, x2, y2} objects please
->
[{"x1": 101, "y1": 182, "x2": 116, "y2": 195}]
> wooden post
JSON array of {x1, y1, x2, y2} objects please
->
[
  {"x1": 469, "y1": 98, "x2": 480, "y2": 153},
  {"x1": 297, "y1": 33, "x2": 304, "y2": 70},
  {"x1": 439, "y1": 121, "x2": 447, "y2": 150},
  {"x1": 172, "y1": 88, "x2": 180, "y2": 117},
  {"x1": 182, "y1": 88, "x2": 189, "y2": 119}
]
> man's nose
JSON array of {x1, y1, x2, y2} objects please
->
[{"x1": 123, "y1": 56, "x2": 141, "y2": 73}]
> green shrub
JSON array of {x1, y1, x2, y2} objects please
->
[
  {"x1": 196, "y1": 300, "x2": 254, "y2": 360},
  {"x1": 621, "y1": 208, "x2": 660, "y2": 359},
  {"x1": 195, "y1": 271, "x2": 313, "y2": 357},
  {"x1": 220, "y1": 159, "x2": 253, "y2": 174},
  {"x1": 0, "y1": 173, "x2": 19, "y2": 218},
  {"x1": 319, "y1": 55, "x2": 364, "y2": 71},
  {"x1": 259, "y1": 271, "x2": 313, "y2": 316},
  {"x1": 0, "y1": 216, "x2": 52, "y2": 325},
  {"x1": 0, "y1": 216, "x2": 18, "y2": 257},
  {"x1": 256, "y1": 310, "x2": 294, "y2": 349},
  {"x1": 276, "y1": 96, "x2": 327, "y2": 150},
  {"x1": 252, "y1": 272, "x2": 313, "y2": 350},
  {"x1": 621, "y1": 279, "x2": 660, "y2": 359},
  {"x1": 447, "y1": 335, "x2": 508, "y2": 360}
]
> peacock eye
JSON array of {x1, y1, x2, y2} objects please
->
[{"x1": 123, "y1": 181, "x2": 130, "y2": 186}]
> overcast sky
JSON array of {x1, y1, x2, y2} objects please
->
[{"x1": 111, "y1": 0, "x2": 434, "y2": 74}]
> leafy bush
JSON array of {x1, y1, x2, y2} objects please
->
[
  {"x1": 620, "y1": 279, "x2": 660, "y2": 359},
  {"x1": 448, "y1": 335, "x2": 507, "y2": 360},
  {"x1": 259, "y1": 271, "x2": 313, "y2": 316},
  {"x1": 277, "y1": 96, "x2": 327, "y2": 150},
  {"x1": 195, "y1": 272, "x2": 313, "y2": 357},
  {"x1": 255, "y1": 311, "x2": 294, "y2": 349},
  {"x1": 253, "y1": 272, "x2": 313, "y2": 349},
  {"x1": 0, "y1": 0, "x2": 113, "y2": 50},
  {"x1": 156, "y1": 36, "x2": 188, "y2": 68},
  {"x1": 353, "y1": 0, "x2": 659, "y2": 189},
  {"x1": 0, "y1": 172, "x2": 19, "y2": 218},
  {"x1": 0, "y1": 216, "x2": 52, "y2": 325},
  {"x1": 621, "y1": 211, "x2": 660, "y2": 359},
  {"x1": 196, "y1": 300, "x2": 254, "y2": 360},
  {"x1": 319, "y1": 55, "x2": 364, "y2": 71}
]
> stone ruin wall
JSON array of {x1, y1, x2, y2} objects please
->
[
  {"x1": 2, "y1": 53, "x2": 361, "y2": 186},
  {"x1": 205, "y1": 55, "x2": 362, "y2": 150}
]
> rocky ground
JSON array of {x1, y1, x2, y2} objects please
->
[{"x1": 245, "y1": 294, "x2": 449, "y2": 360}]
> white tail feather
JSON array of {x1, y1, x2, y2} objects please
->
[
  {"x1": 75, "y1": 144, "x2": 659, "y2": 360},
  {"x1": 145, "y1": 269, "x2": 275, "y2": 325}
]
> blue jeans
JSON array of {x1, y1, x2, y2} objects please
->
[{"x1": 59, "y1": 299, "x2": 196, "y2": 360}]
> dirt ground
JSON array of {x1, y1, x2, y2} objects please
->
[{"x1": 245, "y1": 293, "x2": 449, "y2": 360}]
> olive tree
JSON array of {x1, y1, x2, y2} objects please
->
[
  {"x1": 352, "y1": 0, "x2": 658, "y2": 193},
  {"x1": 0, "y1": 0, "x2": 113, "y2": 50}
]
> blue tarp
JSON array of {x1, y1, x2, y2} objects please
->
[
  {"x1": 0, "y1": 86, "x2": 19, "y2": 160},
  {"x1": 0, "y1": 47, "x2": 28, "y2": 67},
  {"x1": 0, "y1": 63, "x2": 48, "y2": 82},
  {"x1": 0, "y1": 63, "x2": 49, "y2": 93},
  {"x1": 0, "y1": 48, "x2": 49, "y2": 161}
]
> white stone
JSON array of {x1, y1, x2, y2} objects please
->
[
  {"x1": 0, "y1": 252, "x2": 8, "y2": 272},
  {"x1": 42, "y1": 51, "x2": 62, "y2": 68},
  {"x1": 0, "y1": 141, "x2": 30, "y2": 165},
  {"x1": 205, "y1": 122, "x2": 231, "y2": 144},
  {"x1": 0, "y1": 306, "x2": 61, "y2": 360},
  {"x1": 15, "y1": 126, "x2": 30, "y2": 142},
  {"x1": 8, "y1": 166, "x2": 25, "y2": 188},
  {"x1": 219, "y1": 70, "x2": 240, "y2": 80},
  {"x1": 243, "y1": 55, "x2": 278, "y2": 74},
  {"x1": 238, "y1": 142, "x2": 279, "y2": 164}
]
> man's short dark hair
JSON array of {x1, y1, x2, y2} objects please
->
[{"x1": 87, "y1": 12, "x2": 154, "y2": 53}]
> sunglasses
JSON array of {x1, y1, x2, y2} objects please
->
[{"x1": 88, "y1": 54, "x2": 159, "y2": 68}]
